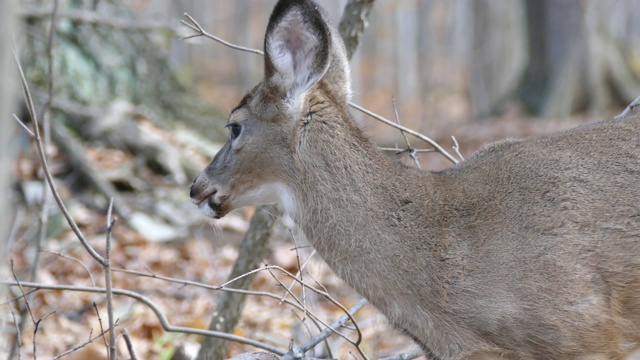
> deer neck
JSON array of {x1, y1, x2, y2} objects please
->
[{"x1": 288, "y1": 103, "x2": 441, "y2": 288}]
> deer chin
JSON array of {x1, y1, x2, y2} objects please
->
[
  {"x1": 198, "y1": 195, "x2": 230, "y2": 219},
  {"x1": 198, "y1": 182, "x2": 296, "y2": 219}
]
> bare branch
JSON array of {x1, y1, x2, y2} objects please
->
[
  {"x1": 288, "y1": 228, "x2": 306, "y2": 321},
  {"x1": 615, "y1": 94, "x2": 640, "y2": 119},
  {"x1": 2, "y1": 280, "x2": 286, "y2": 355},
  {"x1": 349, "y1": 102, "x2": 459, "y2": 164},
  {"x1": 43, "y1": 250, "x2": 96, "y2": 286},
  {"x1": 33, "y1": 310, "x2": 57, "y2": 360},
  {"x1": 180, "y1": 13, "x2": 264, "y2": 56},
  {"x1": 13, "y1": 43, "x2": 106, "y2": 266},
  {"x1": 280, "y1": 249, "x2": 316, "y2": 304},
  {"x1": 379, "y1": 147, "x2": 436, "y2": 154},
  {"x1": 20, "y1": 7, "x2": 175, "y2": 32},
  {"x1": 50, "y1": 324, "x2": 115, "y2": 360},
  {"x1": 392, "y1": 97, "x2": 422, "y2": 170},
  {"x1": 10, "y1": 259, "x2": 35, "y2": 325},
  {"x1": 104, "y1": 198, "x2": 117, "y2": 360},
  {"x1": 283, "y1": 298, "x2": 368, "y2": 359},
  {"x1": 338, "y1": 0, "x2": 376, "y2": 60},
  {"x1": 265, "y1": 266, "x2": 367, "y2": 358},
  {"x1": 114, "y1": 264, "x2": 364, "y2": 354},
  {"x1": 7, "y1": 295, "x2": 22, "y2": 360},
  {"x1": 451, "y1": 135, "x2": 464, "y2": 161},
  {"x1": 93, "y1": 302, "x2": 109, "y2": 355},
  {"x1": 12, "y1": 114, "x2": 34, "y2": 138},
  {"x1": 121, "y1": 329, "x2": 138, "y2": 360}
]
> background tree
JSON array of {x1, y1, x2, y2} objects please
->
[
  {"x1": 516, "y1": 0, "x2": 640, "y2": 117},
  {"x1": 0, "y1": 0, "x2": 17, "y2": 294}
]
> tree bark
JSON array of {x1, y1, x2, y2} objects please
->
[
  {"x1": 468, "y1": 0, "x2": 527, "y2": 118},
  {"x1": 517, "y1": 0, "x2": 640, "y2": 118},
  {"x1": 338, "y1": 0, "x2": 376, "y2": 60},
  {"x1": 0, "y1": 0, "x2": 17, "y2": 293},
  {"x1": 195, "y1": 206, "x2": 278, "y2": 360}
]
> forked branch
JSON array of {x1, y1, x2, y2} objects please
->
[{"x1": 2, "y1": 280, "x2": 286, "y2": 355}]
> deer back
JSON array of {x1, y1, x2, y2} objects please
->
[{"x1": 190, "y1": 1, "x2": 640, "y2": 358}]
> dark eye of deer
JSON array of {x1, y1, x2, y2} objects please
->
[{"x1": 226, "y1": 123, "x2": 242, "y2": 139}]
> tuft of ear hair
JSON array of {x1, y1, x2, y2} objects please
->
[{"x1": 264, "y1": 0, "x2": 332, "y2": 109}]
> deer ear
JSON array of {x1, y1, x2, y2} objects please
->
[{"x1": 264, "y1": 0, "x2": 331, "y2": 109}]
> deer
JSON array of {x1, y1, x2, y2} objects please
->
[{"x1": 189, "y1": 0, "x2": 640, "y2": 358}]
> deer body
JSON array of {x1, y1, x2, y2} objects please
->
[{"x1": 190, "y1": 1, "x2": 640, "y2": 358}]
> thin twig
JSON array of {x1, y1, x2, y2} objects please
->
[
  {"x1": 2, "y1": 280, "x2": 285, "y2": 355},
  {"x1": 392, "y1": 97, "x2": 421, "y2": 170},
  {"x1": 379, "y1": 147, "x2": 436, "y2": 153},
  {"x1": 50, "y1": 325, "x2": 115, "y2": 360},
  {"x1": 288, "y1": 228, "x2": 306, "y2": 321},
  {"x1": 451, "y1": 135, "x2": 464, "y2": 161},
  {"x1": 10, "y1": 259, "x2": 35, "y2": 325},
  {"x1": 4, "y1": 207, "x2": 24, "y2": 263},
  {"x1": 113, "y1": 265, "x2": 363, "y2": 353},
  {"x1": 284, "y1": 298, "x2": 368, "y2": 359},
  {"x1": 13, "y1": 48, "x2": 106, "y2": 267},
  {"x1": 266, "y1": 265, "x2": 368, "y2": 358},
  {"x1": 111, "y1": 267, "x2": 336, "y2": 330},
  {"x1": 7, "y1": 295, "x2": 22, "y2": 360},
  {"x1": 93, "y1": 302, "x2": 109, "y2": 354},
  {"x1": 349, "y1": 102, "x2": 458, "y2": 164},
  {"x1": 615, "y1": 94, "x2": 640, "y2": 119},
  {"x1": 12, "y1": 114, "x2": 34, "y2": 137},
  {"x1": 280, "y1": 249, "x2": 316, "y2": 303},
  {"x1": 1, "y1": 289, "x2": 39, "y2": 307},
  {"x1": 33, "y1": 311, "x2": 56, "y2": 360},
  {"x1": 20, "y1": 7, "x2": 175, "y2": 31},
  {"x1": 180, "y1": 14, "x2": 264, "y2": 55},
  {"x1": 104, "y1": 198, "x2": 117, "y2": 360},
  {"x1": 121, "y1": 329, "x2": 137, "y2": 360},
  {"x1": 43, "y1": 250, "x2": 96, "y2": 286}
]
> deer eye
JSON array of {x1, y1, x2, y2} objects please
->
[{"x1": 226, "y1": 123, "x2": 242, "y2": 139}]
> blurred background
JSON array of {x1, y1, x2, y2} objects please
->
[
  {"x1": 147, "y1": 0, "x2": 640, "y2": 141},
  {"x1": 4, "y1": 0, "x2": 640, "y2": 358},
  {"x1": 18, "y1": 0, "x2": 640, "y2": 164}
]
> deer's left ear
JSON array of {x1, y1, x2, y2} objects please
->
[{"x1": 264, "y1": 0, "x2": 331, "y2": 109}]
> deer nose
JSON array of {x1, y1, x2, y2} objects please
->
[
  {"x1": 189, "y1": 183, "x2": 197, "y2": 200},
  {"x1": 190, "y1": 178, "x2": 218, "y2": 205},
  {"x1": 190, "y1": 180, "x2": 207, "y2": 204}
]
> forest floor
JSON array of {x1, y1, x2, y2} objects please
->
[{"x1": 3, "y1": 108, "x2": 616, "y2": 359}]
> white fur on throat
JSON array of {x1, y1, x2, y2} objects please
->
[{"x1": 234, "y1": 182, "x2": 297, "y2": 217}]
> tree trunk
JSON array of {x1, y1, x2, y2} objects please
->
[
  {"x1": 517, "y1": 0, "x2": 640, "y2": 118},
  {"x1": 195, "y1": 206, "x2": 278, "y2": 360},
  {"x1": 0, "y1": 0, "x2": 18, "y2": 343},
  {"x1": 468, "y1": 0, "x2": 527, "y2": 118}
]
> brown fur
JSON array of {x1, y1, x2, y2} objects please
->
[{"x1": 190, "y1": 1, "x2": 640, "y2": 358}]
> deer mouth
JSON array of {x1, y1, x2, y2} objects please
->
[{"x1": 196, "y1": 193, "x2": 230, "y2": 219}]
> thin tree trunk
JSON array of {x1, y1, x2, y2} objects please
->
[
  {"x1": 518, "y1": 0, "x2": 640, "y2": 118},
  {"x1": 339, "y1": 0, "x2": 376, "y2": 60},
  {"x1": 195, "y1": 206, "x2": 279, "y2": 360},
  {"x1": 0, "y1": 0, "x2": 18, "y2": 346}
]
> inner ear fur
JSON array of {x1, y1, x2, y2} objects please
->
[{"x1": 264, "y1": 0, "x2": 332, "y2": 108}]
